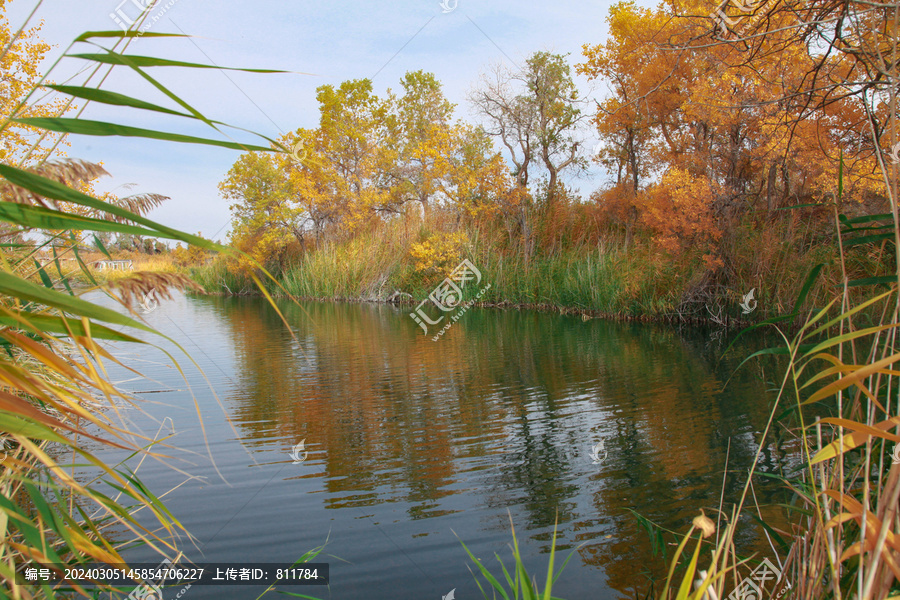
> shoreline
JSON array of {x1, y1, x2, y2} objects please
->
[{"x1": 194, "y1": 288, "x2": 762, "y2": 329}]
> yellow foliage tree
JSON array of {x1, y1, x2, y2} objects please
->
[
  {"x1": 0, "y1": 0, "x2": 69, "y2": 164},
  {"x1": 638, "y1": 167, "x2": 723, "y2": 269},
  {"x1": 222, "y1": 71, "x2": 515, "y2": 265},
  {"x1": 578, "y1": 0, "x2": 883, "y2": 263},
  {"x1": 409, "y1": 231, "x2": 470, "y2": 276},
  {"x1": 219, "y1": 151, "x2": 303, "y2": 272}
]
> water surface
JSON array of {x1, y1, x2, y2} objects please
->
[{"x1": 89, "y1": 294, "x2": 792, "y2": 599}]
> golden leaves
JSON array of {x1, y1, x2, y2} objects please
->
[
  {"x1": 638, "y1": 167, "x2": 721, "y2": 261},
  {"x1": 409, "y1": 231, "x2": 469, "y2": 275}
]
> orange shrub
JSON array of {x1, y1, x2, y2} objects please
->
[{"x1": 638, "y1": 168, "x2": 723, "y2": 269}]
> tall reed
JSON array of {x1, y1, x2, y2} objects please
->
[
  {"x1": 0, "y1": 6, "x2": 307, "y2": 598},
  {"x1": 656, "y1": 154, "x2": 900, "y2": 599}
]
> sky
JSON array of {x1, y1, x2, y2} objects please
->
[{"x1": 6, "y1": 0, "x2": 620, "y2": 242}]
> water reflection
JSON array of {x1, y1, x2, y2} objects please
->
[
  {"x1": 94, "y1": 293, "x2": 793, "y2": 599},
  {"x1": 149, "y1": 296, "x2": 789, "y2": 597}
]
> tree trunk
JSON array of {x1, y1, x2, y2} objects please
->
[
  {"x1": 624, "y1": 205, "x2": 637, "y2": 249},
  {"x1": 548, "y1": 168, "x2": 558, "y2": 206},
  {"x1": 766, "y1": 163, "x2": 777, "y2": 213}
]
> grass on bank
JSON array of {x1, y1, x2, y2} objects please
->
[{"x1": 192, "y1": 205, "x2": 875, "y2": 326}]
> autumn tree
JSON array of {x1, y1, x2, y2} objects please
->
[
  {"x1": 313, "y1": 78, "x2": 395, "y2": 226},
  {"x1": 0, "y1": 0, "x2": 69, "y2": 166},
  {"x1": 700, "y1": 0, "x2": 892, "y2": 205},
  {"x1": 470, "y1": 52, "x2": 587, "y2": 255},
  {"x1": 221, "y1": 70, "x2": 521, "y2": 269},
  {"x1": 0, "y1": 5, "x2": 183, "y2": 256},
  {"x1": 223, "y1": 80, "x2": 394, "y2": 260},
  {"x1": 386, "y1": 71, "x2": 514, "y2": 222},
  {"x1": 384, "y1": 70, "x2": 456, "y2": 214},
  {"x1": 523, "y1": 52, "x2": 586, "y2": 205},
  {"x1": 471, "y1": 52, "x2": 587, "y2": 204},
  {"x1": 577, "y1": 3, "x2": 676, "y2": 246},
  {"x1": 651, "y1": 4, "x2": 900, "y2": 596},
  {"x1": 446, "y1": 123, "x2": 513, "y2": 221},
  {"x1": 578, "y1": 0, "x2": 883, "y2": 269},
  {"x1": 219, "y1": 151, "x2": 303, "y2": 269},
  {"x1": 280, "y1": 127, "x2": 340, "y2": 244},
  {"x1": 0, "y1": 2, "x2": 73, "y2": 244}
]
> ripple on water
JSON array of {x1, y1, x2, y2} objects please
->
[{"x1": 81, "y1": 294, "x2": 792, "y2": 600}]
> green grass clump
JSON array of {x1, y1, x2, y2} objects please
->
[{"x1": 457, "y1": 513, "x2": 576, "y2": 600}]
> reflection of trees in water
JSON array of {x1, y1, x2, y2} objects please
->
[{"x1": 194, "y1": 296, "x2": 791, "y2": 595}]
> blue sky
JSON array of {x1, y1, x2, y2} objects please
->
[{"x1": 7, "y1": 0, "x2": 619, "y2": 242}]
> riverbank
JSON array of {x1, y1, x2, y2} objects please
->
[{"x1": 184, "y1": 215, "x2": 882, "y2": 328}]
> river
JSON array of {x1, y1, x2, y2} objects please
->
[{"x1": 85, "y1": 292, "x2": 794, "y2": 599}]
